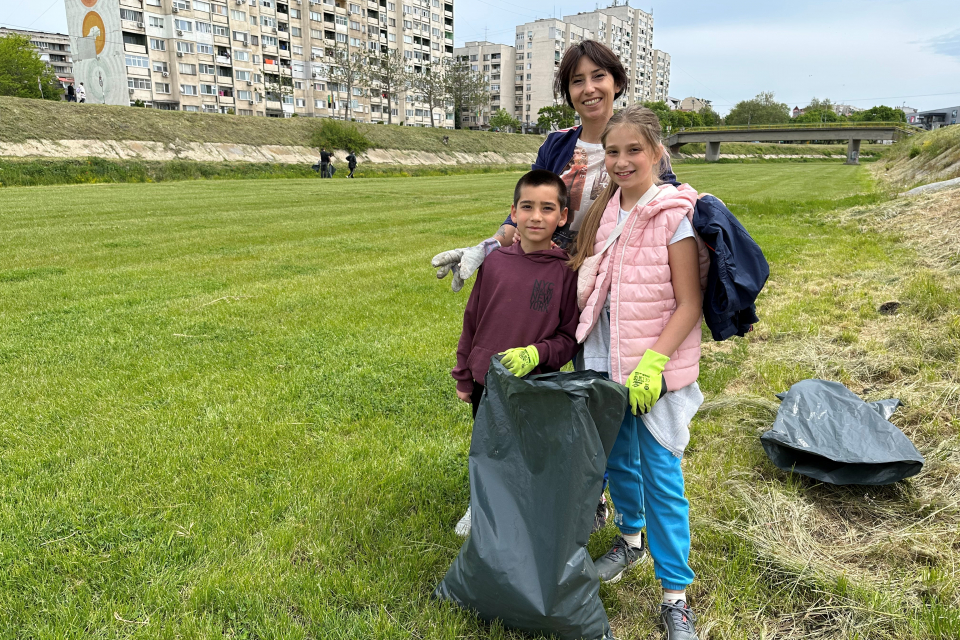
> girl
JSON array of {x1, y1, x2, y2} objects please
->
[{"x1": 571, "y1": 105, "x2": 708, "y2": 640}]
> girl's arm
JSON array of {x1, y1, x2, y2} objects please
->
[{"x1": 651, "y1": 237, "x2": 702, "y2": 359}]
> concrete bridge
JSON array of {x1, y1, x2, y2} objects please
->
[{"x1": 664, "y1": 122, "x2": 914, "y2": 164}]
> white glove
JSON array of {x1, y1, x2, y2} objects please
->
[{"x1": 431, "y1": 238, "x2": 499, "y2": 292}]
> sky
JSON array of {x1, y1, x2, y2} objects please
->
[{"x1": 4, "y1": 0, "x2": 960, "y2": 114}]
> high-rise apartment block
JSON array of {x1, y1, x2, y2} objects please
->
[
  {"x1": 0, "y1": 27, "x2": 75, "y2": 87},
  {"x1": 453, "y1": 40, "x2": 515, "y2": 127},
  {"x1": 66, "y1": 0, "x2": 455, "y2": 124},
  {"x1": 496, "y1": 4, "x2": 669, "y2": 130}
]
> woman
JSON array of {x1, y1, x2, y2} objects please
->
[{"x1": 431, "y1": 40, "x2": 677, "y2": 290}]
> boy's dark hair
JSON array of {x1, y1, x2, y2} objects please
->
[
  {"x1": 554, "y1": 40, "x2": 627, "y2": 109},
  {"x1": 514, "y1": 169, "x2": 568, "y2": 211}
]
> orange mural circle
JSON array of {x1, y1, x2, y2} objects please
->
[
  {"x1": 82, "y1": 11, "x2": 106, "y2": 55},
  {"x1": 81, "y1": 0, "x2": 98, "y2": 7}
]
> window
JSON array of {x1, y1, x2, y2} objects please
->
[
  {"x1": 172, "y1": 0, "x2": 191, "y2": 10},
  {"x1": 175, "y1": 19, "x2": 193, "y2": 32},
  {"x1": 179, "y1": 63, "x2": 197, "y2": 74},
  {"x1": 403, "y1": 35, "x2": 412, "y2": 43},
  {"x1": 261, "y1": 0, "x2": 273, "y2": 7},
  {"x1": 403, "y1": 19, "x2": 411, "y2": 28},
  {"x1": 200, "y1": 83, "x2": 217, "y2": 95},
  {"x1": 125, "y1": 54, "x2": 150, "y2": 68},
  {"x1": 335, "y1": 15, "x2": 347, "y2": 26},
  {"x1": 196, "y1": 21, "x2": 212, "y2": 33},
  {"x1": 290, "y1": 8, "x2": 300, "y2": 18},
  {"x1": 120, "y1": 8, "x2": 143, "y2": 21},
  {"x1": 262, "y1": 35, "x2": 278, "y2": 46},
  {"x1": 349, "y1": 3, "x2": 361, "y2": 13},
  {"x1": 198, "y1": 43, "x2": 214, "y2": 54},
  {"x1": 349, "y1": 20, "x2": 360, "y2": 30},
  {"x1": 388, "y1": 32, "x2": 396, "y2": 42},
  {"x1": 148, "y1": 16, "x2": 164, "y2": 28},
  {"x1": 296, "y1": 98, "x2": 306, "y2": 107},
  {"x1": 127, "y1": 77, "x2": 152, "y2": 89},
  {"x1": 150, "y1": 38, "x2": 166, "y2": 50},
  {"x1": 199, "y1": 63, "x2": 216, "y2": 74},
  {"x1": 291, "y1": 27, "x2": 301, "y2": 37},
  {"x1": 194, "y1": 0, "x2": 211, "y2": 11},
  {"x1": 483, "y1": 64, "x2": 489, "y2": 70},
  {"x1": 349, "y1": 37, "x2": 361, "y2": 46},
  {"x1": 176, "y1": 41, "x2": 195, "y2": 53},
  {"x1": 214, "y1": 24, "x2": 229, "y2": 36},
  {"x1": 406, "y1": 109, "x2": 414, "y2": 116},
  {"x1": 183, "y1": 105, "x2": 200, "y2": 111},
  {"x1": 388, "y1": 2, "x2": 395, "y2": 9},
  {"x1": 212, "y1": 3, "x2": 227, "y2": 15},
  {"x1": 336, "y1": 32, "x2": 347, "y2": 43},
  {"x1": 153, "y1": 60, "x2": 169, "y2": 72},
  {"x1": 155, "y1": 82, "x2": 171, "y2": 93},
  {"x1": 233, "y1": 30, "x2": 249, "y2": 42},
  {"x1": 292, "y1": 44, "x2": 303, "y2": 54},
  {"x1": 432, "y1": 12, "x2": 439, "y2": 21},
  {"x1": 261, "y1": 15, "x2": 276, "y2": 27},
  {"x1": 235, "y1": 70, "x2": 251, "y2": 81},
  {"x1": 526, "y1": 52, "x2": 532, "y2": 59},
  {"x1": 234, "y1": 50, "x2": 249, "y2": 61},
  {"x1": 525, "y1": 73, "x2": 531, "y2": 80},
  {"x1": 231, "y1": 9, "x2": 246, "y2": 20},
  {"x1": 237, "y1": 89, "x2": 253, "y2": 100}
]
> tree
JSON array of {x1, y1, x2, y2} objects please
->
[
  {"x1": 805, "y1": 97, "x2": 835, "y2": 112},
  {"x1": 698, "y1": 105, "x2": 722, "y2": 127},
  {"x1": 725, "y1": 91, "x2": 790, "y2": 126},
  {"x1": 536, "y1": 104, "x2": 575, "y2": 131},
  {"x1": 327, "y1": 43, "x2": 370, "y2": 121},
  {"x1": 414, "y1": 63, "x2": 449, "y2": 128},
  {"x1": 369, "y1": 48, "x2": 409, "y2": 125},
  {"x1": 850, "y1": 105, "x2": 905, "y2": 123},
  {"x1": 490, "y1": 108, "x2": 521, "y2": 132},
  {"x1": 793, "y1": 108, "x2": 843, "y2": 124},
  {"x1": 264, "y1": 72, "x2": 293, "y2": 113},
  {"x1": 444, "y1": 58, "x2": 487, "y2": 129},
  {"x1": 0, "y1": 33, "x2": 61, "y2": 100}
]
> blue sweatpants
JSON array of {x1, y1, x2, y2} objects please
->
[{"x1": 606, "y1": 408, "x2": 695, "y2": 591}]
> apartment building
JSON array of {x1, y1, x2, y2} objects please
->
[
  {"x1": 514, "y1": 19, "x2": 592, "y2": 128},
  {"x1": 66, "y1": 0, "x2": 455, "y2": 123},
  {"x1": 0, "y1": 27, "x2": 74, "y2": 88},
  {"x1": 652, "y1": 49, "x2": 669, "y2": 103},
  {"x1": 452, "y1": 40, "x2": 514, "y2": 128},
  {"x1": 563, "y1": 3, "x2": 658, "y2": 105},
  {"x1": 679, "y1": 96, "x2": 709, "y2": 113}
]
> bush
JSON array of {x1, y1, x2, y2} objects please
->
[
  {"x1": 309, "y1": 119, "x2": 372, "y2": 153},
  {"x1": 908, "y1": 146, "x2": 921, "y2": 159}
]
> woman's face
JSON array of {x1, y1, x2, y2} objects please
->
[{"x1": 568, "y1": 57, "x2": 620, "y2": 124}]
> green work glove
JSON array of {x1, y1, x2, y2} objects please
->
[
  {"x1": 500, "y1": 345, "x2": 540, "y2": 377},
  {"x1": 626, "y1": 349, "x2": 670, "y2": 415}
]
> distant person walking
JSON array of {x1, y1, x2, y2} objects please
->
[
  {"x1": 346, "y1": 151, "x2": 357, "y2": 178},
  {"x1": 319, "y1": 147, "x2": 331, "y2": 178},
  {"x1": 66, "y1": 84, "x2": 76, "y2": 102},
  {"x1": 76, "y1": 82, "x2": 86, "y2": 103}
]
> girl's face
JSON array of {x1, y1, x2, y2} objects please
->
[
  {"x1": 604, "y1": 124, "x2": 660, "y2": 192},
  {"x1": 568, "y1": 57, "x2": 620, "y2": 125}
]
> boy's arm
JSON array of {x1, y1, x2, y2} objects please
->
[
  {"x1": 531, "y1": 268, "x2": 580, "y2": 370},
  {"x1": 451, "y1": 266, "x2": 484, "y2": 394}
]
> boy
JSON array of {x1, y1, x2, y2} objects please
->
[
  {"x1": 452, "y1": 169, "x2": 580, "y2": 423},
  {"x1": 451, "y1": 170, "x2": 581, "y2": 536}
]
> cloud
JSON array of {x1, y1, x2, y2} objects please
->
[{"x1": 925, "y1": 29, "x2": 960, "y2": 60}]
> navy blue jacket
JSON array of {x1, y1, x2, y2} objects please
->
[
  {"x1": 692, "y1": 195, "x2": 769, "y2": 341},
  {"x1": 502, "y1": 126, "x2": 679, "y2": 248}
]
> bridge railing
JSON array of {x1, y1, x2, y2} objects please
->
[{"x1": 667, "y1": 121, "x2": 916, "y2": 134}]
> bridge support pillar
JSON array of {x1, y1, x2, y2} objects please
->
[
  {"x1": 845, "y1": 139, "x2": 861, "y2": 165},
  {"x1": 706, "y1": 141, "x2": 721, "y2": 162},
  {"x1": 669, "y1": 143, "x2": 683, "y2": 158}
]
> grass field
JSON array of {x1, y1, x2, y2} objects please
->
[
  {"x1": 1, "y1": 163, "x2": 957, "y2": 639},
  {"x1": 0, "y1": 96, "x2": 545, "y2": 154}
]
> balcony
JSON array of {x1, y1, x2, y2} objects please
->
[{"x1": 216, "y1": 55, "x2": 231, "y2": 65}]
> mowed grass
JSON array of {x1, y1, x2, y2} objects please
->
[{"x1": 0, "y1": 165, "x2": 955, "y2": 638}]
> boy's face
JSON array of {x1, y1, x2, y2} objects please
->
[{"x1": 510, "y1": 184, "x2": 568, "y2": 247}]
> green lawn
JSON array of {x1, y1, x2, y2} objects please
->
[{"x1": 0, "y1": 165, "x2": 956, "y2": 639}]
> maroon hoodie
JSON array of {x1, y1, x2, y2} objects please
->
[{"x1": 452, "y1": 242, "x2": 579, "y2": 394}]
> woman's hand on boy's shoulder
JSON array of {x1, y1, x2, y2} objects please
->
[{"x1": 457, "y1": 389, "x2": 472, "y2": 403}]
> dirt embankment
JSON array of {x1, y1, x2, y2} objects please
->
[{"x1": 875, "y1": 125, "x2": 960, "y2": 189}]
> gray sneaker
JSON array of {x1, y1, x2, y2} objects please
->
[
  {"x1": 660, "y1": 600, "x2": 699, "y2": 640},
  {"x1": 594, "y1": 534, "x2": 646, "y2": 583},
  {"x1": 454, "y1": 506, "x2": 471, "y2": 537}
]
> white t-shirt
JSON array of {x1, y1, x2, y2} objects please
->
[
  {"x1": 560, "y1": 139, "x2": 609, "y2": 231},
  {"x1": 581, "y1": 186, "x2": 695, "y2": 374}
]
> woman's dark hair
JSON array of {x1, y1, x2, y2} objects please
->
[{"x1": 554, "y1": 40, "x2": 627, "y2": 109}]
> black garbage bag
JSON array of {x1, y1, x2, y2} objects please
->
[
  {"x1": 434, "y1": 357, "x2": 628, "y2": 640},
  {"x1": 761, "y1": 379, "x2": 924, "y2": 485}
]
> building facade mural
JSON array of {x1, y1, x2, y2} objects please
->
[{"x1": 66, "y1": 0, "x2": 127, "y2": 105}]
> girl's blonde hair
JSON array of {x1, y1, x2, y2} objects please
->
[{"x1": 568, "y1": 105, "x2": 664, "y2": 271}]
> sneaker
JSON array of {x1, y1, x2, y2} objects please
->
[
  {"x1": 454, "y1": 506, "x2": 471, "y2": 537},
  {"x1": 593, "y1": 497, "x2": 608, "y2": 533},
  {"x1": 594, "y1": 534, "x2": 646, "y2": 583},
  {"x1": 660, "y1": 600, "x2": 699, "y2": 640}
]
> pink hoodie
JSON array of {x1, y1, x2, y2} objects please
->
[{"x1": 576, "y1": 183, "x2": 710, "y2": 389}]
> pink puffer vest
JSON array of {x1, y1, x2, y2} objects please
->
[{"x1": 576, "y1": 183, "x2": 710, "y2": 388}]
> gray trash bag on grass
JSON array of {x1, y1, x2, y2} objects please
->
[
  {"x1": 761, "y1": 379, "x2": 924, "y2": 485},
  {"x1": 434, "y1": 357, "x2": 628, "y2": 640}
]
